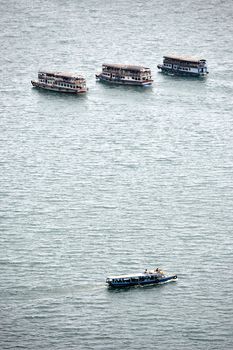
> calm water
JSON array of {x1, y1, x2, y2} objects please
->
[{"x1": 1, "y1": 0, "x2": 233, "y2": 349}]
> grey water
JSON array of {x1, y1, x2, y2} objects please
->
[{"x1": 1, "y1": 0, "x2": 233, "y2": 349}]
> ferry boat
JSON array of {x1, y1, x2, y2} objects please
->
[
  {"x1": 96, "y1": 64, "x2": 153, "y2": 86},
  {"x1": 31, "y1": 71, "x2": 87, "y2": 94},
  {"x1": 106, "y1": 268, "x2": 177, "y2": 288},
  {"x1": 157, "y1": 55, "x2": 208, "y2": 77}
]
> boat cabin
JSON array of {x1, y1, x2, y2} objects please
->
[
  {"x1": 102, "y1": 64, "x2": 152, "y2": 80},
  {"x1": 38, "y1": 71, "x2": 87, "y2": 89},
  {"x1": 96, "y1": 64, "x2": 153, "y2": 86},
  {"x1": 158, "y1": 55, "x2": 208, "y2": 76}
]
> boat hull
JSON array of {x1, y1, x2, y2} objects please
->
[
  {"x1": 96, "y1": 74, "x2": 153, "y2": 86},
  {"x1": 31, "y1": 80, "x2": 87, "y2": 94},
  {"x1": 157, "y1": 65, "x2": 208, "y2": 77},
  {"x1": 107, "y1": 275, "x2": 177, "y2": 288}
]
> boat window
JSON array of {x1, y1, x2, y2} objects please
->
[{"x1": 131, "y1": 277, "x2": 139, "y2": 282}]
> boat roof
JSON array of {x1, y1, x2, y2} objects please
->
[
  {"x1": 108, "y1": 273, "x2": 145, "y2": 279},
  {"x1": 38, "y1": 71, "x2": 85, "y2": 79},
  {"x1": 163, "y1": 55, "x2": 206, "y2": 63},
  {"x1": 102, "y1": 63, "x2": 151, "y2": 71},
  {"x1": 107, "y1": 271, "x2": 165, "y2": 279}
]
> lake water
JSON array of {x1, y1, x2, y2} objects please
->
[{"x1": 1, "y1": 0, "x2": 233, "y2": 349}]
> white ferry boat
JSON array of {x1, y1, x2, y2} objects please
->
[
  {"x1": 96, "y1": 64, "x2": 153, "y2": 86},
  {"x1": 106, "y1": 268, "x2": 177, "y2": 288},
  {"x1": 31, "y1": 71, "x2": 88, "y2": 94},
  {"x1": 157, "y1": 55, "x2": 208, "y2": 77}
]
